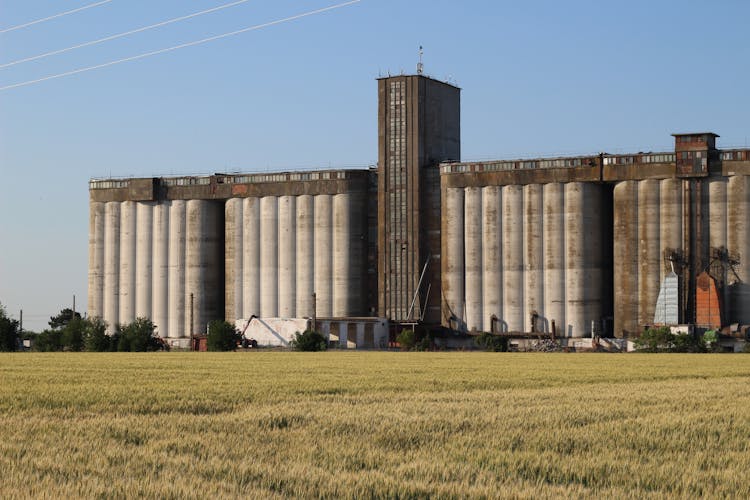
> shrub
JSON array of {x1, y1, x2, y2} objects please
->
[
  {"x1": 207, "y1": 320, "x2": 239, "y2": 351},
  {"x1": 108, "y1": 330, "x2": 121, "y2": 352},
  {"x1": 635, "y1": 327, "x2": 709, "y2": 353},
  {"x1": 290, "y1": 330, "x2": 327, "y2": 352},
  {"x1": 83, "y1": 317, "x2": 110, "y2": 352},
  {"x1": 703, "y1": 330, "x2": 719, "y2": 352},
  {"x1": 117, "y1": 318, "x2": 161, "y2": 352},
  {"x1": 414, "y1": 332, "x2": 435, "y2": 352},
  {"x1": 475, "y1": 332, "x2": 509, "y2": 352},
  {"x1": 0, "y1": 305, "x2": 19, "y2": 351},
  {"x1": 61, "y1": 316, "x2": 85, "y2": 351},
  {"x1": 634, "y1": 326, "x2": 674, "y2": 352},
  {"x1": 672, "y1": 332, "x2": 707, "y2": 353},
  {"x1": 34, "y1": 329, "x2": 62, "y2": 352},
  {"x1": 396, "y1": 329, "x2": 416, "y2": 351}
]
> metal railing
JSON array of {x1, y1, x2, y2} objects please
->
[{"x1": 441, "y1": 151, "x2": 680, "y2": 174}]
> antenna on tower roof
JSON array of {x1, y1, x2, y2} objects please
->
[{"x1": 417, "y1": 45, "x2": 424, "y2": 75}]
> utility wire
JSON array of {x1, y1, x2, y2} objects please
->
[
  {"x1": 1, "y1": 0, "x2": 256, "y2": 70},
  {"x1": 0, "y1": 0, "x2": 116, "y2": 34},
  {"x1": 0, "y1": 0, "x2": 361, "y2": 92}
]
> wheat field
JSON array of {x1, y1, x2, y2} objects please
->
[{"x1": 1, "y1": 352, "x2": 749, "y2": 498}]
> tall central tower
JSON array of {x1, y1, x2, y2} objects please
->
[{"x1": 377, "y1": 75, "x2": 461, "y2": 325}]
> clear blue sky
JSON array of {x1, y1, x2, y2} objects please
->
[{"x1": 2, "y1": 0, "x2": 750, "y2": 331}]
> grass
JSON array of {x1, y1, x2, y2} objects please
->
[{"x1": 1, "y1": 352, "x2": 749, "y2": 498}]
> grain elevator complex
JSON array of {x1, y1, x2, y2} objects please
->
[{"x1": 89, "y1": 73, "x2": 750, "y2": 348}]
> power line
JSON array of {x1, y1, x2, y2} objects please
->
[
  {"x1": 0, "y1": 0, "x2": 116, "y2": 35},
  {"x1": 0, "y1": 0, "x2": 361, "y2": 92},
  {"x1": 1, "y1": 0, "x2": 256, "y2": 70}
]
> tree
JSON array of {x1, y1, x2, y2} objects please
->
[
  {"x1": 475, "y1": 332, "x2": 509, "y2": 352},
  {"x1": 117, "y1": 318, "x2": 160, "y2": 352},
  {"x1": 207, "y1": 320, "x2": 239, "y2": 351},
  {"x1": 83, "y1": 317, "x2": 110, "y2": 352},
  {"x1": 290, "y1": 330, "x2": 327, "y2": 351},
  {"x1": 61, "y1": 316, "x2": 85, "y2": 351},
  {"x1": 33, "y1": 330, "x2": 62, "y2": 352},
  {"x1": 0, "y1": 304, "x2": 19, "y2": 351},
  {"x1": 48, "y1": 308, "x2": 81, "y2": 331}
]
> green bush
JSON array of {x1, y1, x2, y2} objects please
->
[
  {"x1": 117, "y1": 318, "x2": 161, "y2": 352},
  {"x1": 635, "y1": 327, "x2": 708, "y2": 353},
  {"x1": 290, "y1": 330, "x2": 327, "y2": 351},
  {"x1": 61, "y1": 316, "x2": 85, "y2": 351},
  {"x1": 396, "y1": 329, "x2": 416, "y2": 351},
  {"x1": 83, "y1": 317, "x2": 110, "y2": 352},
  {"x1": 0, "y1": 304, "x2": 19, "y2": 351},
  {"x1": 108, "y1": 330, "x2": 121, "y2": 352},
  {"x1": 634, "y1": 327, "x2": 674, "y2": 352},
  {"x1": 34, "y1": 330, "x2": 62, "y2": 352},
  {"x1": 414, "y1": 332, "x2": 435, "y2": 352},
  {"x1": 475, "y1": 332, "x2": 509, "y2": 352},
  {"x1": 703, "y1": 330, "x2": 719, "y2": 352},
  {"x1": 31, "y1": 309, "x2": 96, "y2": 352},
  {"x1": 672, "y1": 331, "x2": 707, "y2": 353},
  {"x1": 207, "y1": 320, "x2": 239, "y2": 351}
]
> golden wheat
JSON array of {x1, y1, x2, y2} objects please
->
[{"x1": 1, "y1": 352, "x2": 749, "y2": 498}]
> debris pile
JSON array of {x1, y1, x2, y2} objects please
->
[{"x1": 529, "y1": 339, "x2": 563, "y2": 352}]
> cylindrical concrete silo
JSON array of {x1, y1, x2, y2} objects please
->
[
  {"x1": 314, "y1": 195, "x2": 333, "y2": 317},
  {"x1": 582, "y1": 183, "x2": 603, "y2": 335},
  {"x1": 727, "y1": 176, "x2": 750, "y2": 324},
  {"x1": 332, "y1": 193, "x2": 351, "y2": 318},
  {"x1": 708, "y1": 179, "x2": 728, "y2": 252},
  {"x1": 152, "y1": 202, "x2": 169, "y2": 338},
  {"x1": 103, "y1": 201, "x2": 120, "y2": 333},
  {"x1": 660, "y1": 178, "x2": 683, "y2": 282},
  {"x1": 242, "y1": 197, "x2": 260, "y2": 319},
  {"x1": 502, "y1": 185, "x2": 524, "y2": 332},
  {"x1": 637, "y1": 180, "x2": 660, "y2": 326},
  {"x1": 524, "y1": 184, "x2": 544, "y2": 332},
  {"x1": 185, "y1": 200, "x2": 205, "y2": 336},
  {"x1": 464, "y1": 187, "x2": 483, "y2": 332},
  {"x1": 168, "y1": 200, "x2": 186, "y2": 339},
  {"x1": 295, "y1": 195, "x2": 315, "y2": 318},
  {"x1": 614, "y1": 181, "x2": 639, "y2": 337},
  {"x1": 185, "y1": 200, "x2": 222, "y2": 335},
  {"x1": 481, "y1": 186, "x2": 502, "y2": 332},
  {"x1": 118, "y1": 201, "x2": 136, "y2": 325},
  {"x1": 260, "y1": 196, "x2": 279, "y2": 318},
  {"x1": 543, "y1": 183, "x2": 565, "y2": 335},
  {"x1": 344, "y1": 192, "x2": 366, "y2": 316},
  {"x1": 708, "y1": 178, "x2": 728, "y2": 317},
  {"x1": 135, "y1": 202, "x2": 153, "y2": 320},
  {"x1": 225, "y1": 198, "x2": 243, "y2": 322},
  {"x1": 443, "y1": 187, "x2": 465, "y2": 329},
  {"x1": 88, "y1": 201, "x2": 105, "y2": 320},
  {"x1": 278, "y1": 195, "x2": 297, "y2": 318},
  {"x1": 565, "y1": 182, "x2": 587, "y2": 337}
]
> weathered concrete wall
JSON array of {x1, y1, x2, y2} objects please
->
[
  {"x1": 90, "y1": 198, "x2": 223, "y2": 337},
  {"x1": 89, "y1": 150, "x2": 750, "y2": 339},
  {"x1": 89, "y1": 170, "x2": 372, "y2": 339},
  {"x1": 222, "y1": 193, "x2": 369, "y2": 324},
  {"x1": 441, "y1": 182, "x2": 608, "y2": 337},
  {"x1": 377, "y1": 75, "x2": 460, "y2": 324},
  {"x1": 613, "y1": 175, "x2": 750, "y2": 336},
  {"x1": 90, "y1": 171, "x2": 370, "y2": 203}
]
